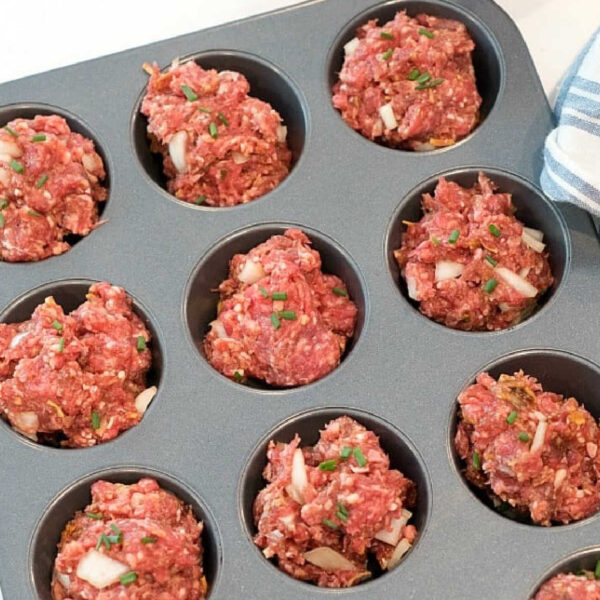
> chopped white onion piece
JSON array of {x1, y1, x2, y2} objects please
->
[
  {"x1": 303, "y1": 547, "x2": 357, "y2": 572},
  {"x1": 344, "y1": 37, "x2": 360, "y2": 56},
  {"x1": 276, "y1": 125, "x2": 287, "y2": 144},
  {"x1": 386, "y1": 538, "x2": 412, "y2": 570},
  {"x1": 406, "y1": 275, "x2": 419, "y2": 301},
  {"x1": 9, "y1": 331, "x2": 28, "y2": 349},
  {"x1": 287, "y1": 448, "x2": 308, "y2": 504},
  {"x1": 76, "y1": 549, "x2": 130, "y2": 589},
  {"x1": 435, "y1": 261, "x2": 464, "y2": 282},
  {"x1": 521, "y1": 231, "x2": 545, "y2": 253},
  {"x1": 374, "y1": 509, "x2": 412, "y2": 546},
  {"x1": 0, "y1": 139, "x2": 22, "y2": 158},
  {"x1": 495, "y1": 267, "x2": 538, "y2": 299},
  {"x1": 14, "y1": 411, "x2": 39, "y2": 434},
  {"x1": 210, "y1": 320, "x2": 228, "y2": 339},
  {"x1": 378, "y1": 103, "x2": 398, "y2": 130},
  {"x1": 168, "y1": 130, "x2": 188, "y2": 173},
  {"x1": 519, "y1": 267, "x2": 531, "y2": 279},
  {"x1": 530, "y1": 419, "x2": 548, "y2": 453},
  {"x1": 55, "y1": 572, "x2": 70, "y2": 589},
  {"x1": 412, "y1": 142, "x2": 436, "y2": 152},
  {"x1": 231, "y1": 151, "x2": 249, "y2": 165},
  {"x1": 134, "y1": 386, "x2": 157, "y2": 414},
  {"x1": 554, "y1": 468, "x2": 567, "y2": 489},
  {"x1": 238, "y1": 259, "x2": 265, "y2": 284},
  {"x1": 523, "y1": 227, "x2": 544, "y2": 242},
  {"x1": 587, "y1": 442, "x2": 598, "y2": 458},
  {"x1": 498, "y1": 302, "x2": 512, "y2": 313}
]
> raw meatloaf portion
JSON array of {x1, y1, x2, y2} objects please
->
[
  {"x1": 455, "y1": 371, "x2": 600, "y2": 526},
  {"x1": 394, "y1": 173, "x2": 553, "y2": 330},
  {"x1": 253, "y1": 416, "x2": 417, "y2": 587},
  {"x1": 332, "y1": 11, "x2": 481, "y2": 150},
  {"x1": 0, "y1": 282, "x2": 154, "y2": 447},
  {"x1": 203, "y1": 229, "x2": 358, "y2": 387},
  {"x1": 0, "y1": 114, "x2": 106, "y2": 262},
  {"x1": 534, "y1": 573, "x2": 600, "y2": 599},
  {"x1": 52, "y1": 478, "x2": 207, "y2": 600},
  {"x1": 141, "y1": 59, "x2": 291, "y2": 206}
]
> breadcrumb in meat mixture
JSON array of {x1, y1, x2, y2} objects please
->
[
  {"x1": 51, "y1": 478, "x2": 207, "y2": 600},
  {"x1": 203, "y1": 228, "x2": 358, "y2": 387},
  {"x1": 141, "y1": 59, "x2": 291, "y2": 206},
  {"x1": 332, "y1": 11, "x2": 482, "y2": 150},
  {"x1": 253, "y1": 416, "x2": 418, "y2": 587},
  {"x1": 455, "y1": 371, "x2": 600, "y2": 526},
  {"x1": 394, "y1": 173, "x2": 553, "y2": 331},
  {"x1": 0, "y1": 282, "x2": 154, "y2": 447},
  {"x1": 0, "y1": 114, "x2": 107, "y2": 262}
]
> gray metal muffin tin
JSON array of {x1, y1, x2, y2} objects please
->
[{"x1": 1, "y1": 0, "x2": 599, "y2": 598}]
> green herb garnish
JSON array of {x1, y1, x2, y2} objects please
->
[
  {"x1": 271, "y1": 292, "x2": 288, "y2": 301},
  {"x1": 418, "y1": 28, "x2": 434, "y2": 39},
  {"x1": 448, "y1": 229, "x2": 459, "y2": 244},
  {"x1": 484, "y1": 279, "x2": 498, "y2": 293},
  {"x1": 332, "y1": 287, "x2": 347, "y2": 297},
  {"x1": 209, "y1": 122, "x2": 218, "y2": 139},
  {"x1": 136, "y1": 335, "x2": 146, "y2": 351},
  {"x1": 91, "y1": 411, "x2": 101, "y2": 430},
  {"x1": 318, "y1": 459, "x2": 338, "y2": 471},
  {"x1": 506, "y1": 410, "x2": 518, "y2": 424},
  {"x1": 353, "y1": 447, "x2": 367, "y2": 467},
  {"x1": 181, "y1": 84, "x2": 198, "y2": 102}
]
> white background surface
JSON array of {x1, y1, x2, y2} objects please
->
[{"x1": 0, "y1": 1, "x2": 597, "y2": 102}]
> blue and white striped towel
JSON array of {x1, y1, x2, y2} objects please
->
[{"x1": 540, "y1": 28, "x2": 600, "y2": 218}]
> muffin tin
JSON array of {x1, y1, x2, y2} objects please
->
[{"x1": 0, "y1": 0, "x2": 599, "y2": 598}]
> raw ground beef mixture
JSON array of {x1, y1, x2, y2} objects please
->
[
  {"x1": 332, "y1": 11, "x2": 482, "y2": 150},
  {"x1": 253, "y1": 416, "x2": 417, "y2": 587},
  {"x1": 0, "y1": 114, "x2": 106, "y2": 262},
  {"x1": 394, "y1": 173, "x2": 553, "y2": 331},
  {"x1": 455, "y1": 370, "x2": 600, "y2": 526},
  {"x1": 534, "y1": 572, "x2": 600, "y2": 599},
  {"x1": 141, "y1": 59, "x2": 291, "y2": 206},
  {"x1": 52, "y1": 478, "x2": 207, "y2": 600},
  {"x1": 0, "y1": 282, "x2": 154, "y2": 447},
  {"x1": 203, "y1": 229, "x2": 358, "y2": 387}
]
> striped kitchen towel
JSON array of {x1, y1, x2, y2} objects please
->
[{"x1": 540, "y1": 28, "x2": 600, "y2": 218}]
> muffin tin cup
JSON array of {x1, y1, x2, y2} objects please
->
[{"x1": 0, "y1": 0, "x2": 599, "y2": 598}]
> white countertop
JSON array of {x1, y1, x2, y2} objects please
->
[{"x1": 0, "y1": 0, "x2": 597, "y2": 103}]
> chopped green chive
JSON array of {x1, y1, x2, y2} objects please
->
[
  {"x1": 518, "y1": 432, "x2": 529, "y2": 442},
  {"x1": 416, "y1": 72, "x2": 431, "y2": 84},
  {"x1": 415, "y1": 78, "x2": 445, "y2": 90},
  {"x1": 278, "y1": 310, "x2": 297, "y2": 320},
  {"x1": 380, "y1": 31, "x2": 394, "y2": 39},
  {"x1": 473, "y1": 451, "x2": 481, "y2": 470},
  {"x1": 431, "y1": 236, "x2": 440, "y2": 246},
  {"x1": 340, "y1": 446, "x2": 352, "y2": 460},
  {"x1": 484, "y1": 279, "x2": 498, "y2": 293},
  {"x1": 332, "y1": 287, "x2": 347, "y2": 297},
  {"x1": 595, "y1": 560, "x2": 600, "y2": 579},
  {"x1": 217, "y1": 112, "x2": 229, "y2": 126},
  {"x1": 32, "y1": 134, "x2": 46, "y2": 142},
  {"x1": 27, "y1": 209, "x2": 42, "y2": 217},
  {"x1": 141, "y1": 536, "x2": 157, "y2": 544},
  {"x1": 91, "y1": 411, "x2": 101, "y2": 430},
  {"x1": 36, "y1": 174, "x2": 48, "y2": 189},
  {"x1": 52, "y1": 320, "x2": 63, "y2": 332},
  {"x1": 86, "y1": 512, "x2": 103, "y2": 520},
  {"x1": 270, "y1": 312, "x2": 281, "y2": 329},
  {"x1": 336, "y1": 501, "x2": 349, "y2": 517},
  {"x1": 181, "y1": 84, "x2": 198, "y2": 102},
  {"x1": 418, "y1": 28, "x2": 435, "y2": 39},
  {"x1": 318, "y1": 459, "x2": 338, "y2": 471},
  {"x1": 4, "y1": 125, "x2": 18, "y2": 137},
  {"x1": 407, "y1": 67, "x2": 421, "y2": 81},
  {"x1": 271, "y1": 291, "x2": 288, "y2": 301},
  {"x1": 0, "y1": 214, "x2": 4, "y2": 228},
  {"x1": 488, "y1": 223, "x2": 501, "y2": 237},
  {"x1": 233, "y1": 371, "x2": 243, "y2": 382},
  {"x1": 119, "y1": 572, "x2": 138, "y2": 586},
  {"x1": 58, "y1": 337, "x2": 65, "y2": 353},
  {"x1": 194, "y1": 195, "x2": 206, "y2": 205},
  {"x1": 198, "y1": 106, "x2": 211, "y2": 114},
  {"x1": 259, "y1": 286, "x2": 269, "y2": 299},
  {"x1": 96, "y1": 533, "x2": 111, "y2": 550},
  {"x1": 110, "y1": 524, "x2": 123, "y2": 543},
  {"x1": 136, "y1": 335, "x2": 146, "y2": 351},
  {"x1": 506, "y1": 410, "x2": 518, "y2": 424},
  {"x1": 10, "y1": 159, "x2": 24, "y2": 173},
  {"x1": 208, "y1": 122, "x2": 218, "y2": 139},
  {"x1": 353, "y1": 447, "x2": 367, "y2": 467},
  {"x1": 382, "y1": 49, "x2": 393, "y2": 61},
  {"x1": 0, "y1": 199, "x2": 7, "y2": 210},
  {"x1": 484, "y1": 255, "x2": 497, "y2": 267},
  {"x1": 448, "y1": 229, "x2": 459, "y2": 244},
  {"x1": 322, "y1": 518, "x2": 338, "y2": 530},
  {"x1": 336, "y1": 510, "x2": 348, "y2": 522}
]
